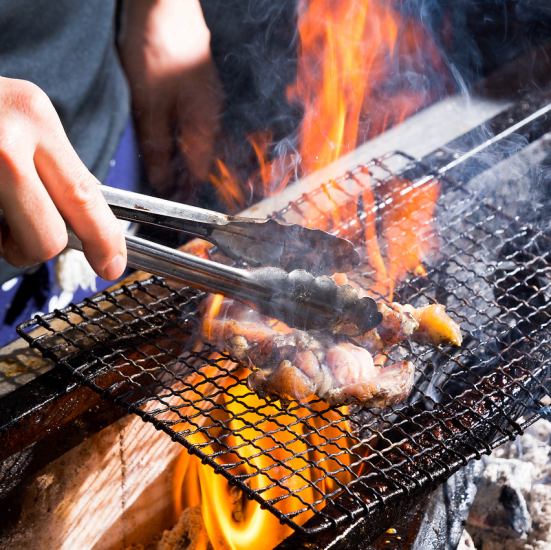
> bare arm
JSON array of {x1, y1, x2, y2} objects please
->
[
  {"x1": 0, "y1": 77, "x2": 127, "y2": 279},
  {"x1": 119, "y1": 0, "x2": 223, "y2": 195}
]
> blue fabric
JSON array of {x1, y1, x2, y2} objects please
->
[{"x1": 0, "y1": 120, "x2": 141, "y2": 347}]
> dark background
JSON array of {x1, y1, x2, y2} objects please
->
[{"x1": 201, "y1": 0, "x2": 551, "y2": 143}]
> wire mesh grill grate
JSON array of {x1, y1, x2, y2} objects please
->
[{"x1": 17, "y1": 151, "x2": 551, "y2": 535}]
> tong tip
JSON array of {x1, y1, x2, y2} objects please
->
[{"x1": 215, "y1": 219, "x2": 360, "y2": 275}]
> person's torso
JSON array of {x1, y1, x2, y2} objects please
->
[{"x1": 0, "y1": 0, "x2": 129, "y2": 179}]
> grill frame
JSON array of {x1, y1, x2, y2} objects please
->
[{"x1": 17, "y1": 150, "x2": 550, "y2": 536}]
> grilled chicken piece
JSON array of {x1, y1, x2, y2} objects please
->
[
  {"x1": 365, "y1": 302, "x2": 462, "y2": 351},
  {"x1": 337, "y1": 273, "x2": 462, "y2": 350},
  {"x1": 199, "y1": 287, "x2": 461, "y2": 407},
  {"x1": 410, "y1": 303, "x2": 463, "y2": 346},
  {"x1": 202, "y1": 297, "x2": 415, "y2": 406}
]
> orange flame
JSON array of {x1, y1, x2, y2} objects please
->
[
  {"x1": 203, "y1": 293, "x2": 225, "y2": 341},
  {"x1": 209, "y1": 132, "x2": 295, "y2": 213},
  {"x1": 172, "y1": 362, "x2": 355, "y2": 550},
  {"x1": 209, "y1": 0, "x2": 444, "y2": 210},
  {"x1": 379, "y1": 177, "x2": 440, "y2": 298},
  {"x1": 209, "y1": 159, "x2": 247, "y2": 212},
  {"x1": 349, "y1": 170, "x2": 440, "y2": 300},
  {"x1": 174, "y1": 1, "x2": 447, "y2": 546},
  {"x1": 289, "y1": 0, "x2": 398, "y2": 173}
]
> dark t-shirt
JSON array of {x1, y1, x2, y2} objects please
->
[{"x1": 0, "y1": 0, "x2": 129, "y2": 179}]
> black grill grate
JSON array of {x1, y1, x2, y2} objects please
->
[{"x1": 17, "y1": 151, "x2": 550, "y2": 535}]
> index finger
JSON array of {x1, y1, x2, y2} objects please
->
[{"x1": 34, "y1": 119, "x2": 127, "y2": 280}]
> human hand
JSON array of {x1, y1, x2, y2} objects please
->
[
  {"x1": 119, "y1": 0, "x2": 223, "y2": 196},
  {"x1": 0, "y1": 77, "x2": 127, "y2": 279}
]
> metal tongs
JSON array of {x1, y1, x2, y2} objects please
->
[{"x1": 69, "y1": 187, "x2": 382, "y2": 334}]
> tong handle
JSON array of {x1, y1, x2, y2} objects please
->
[
  {"x1": 100, "y1": 186, "x2": 360, "y2": 275},
  {"x1": 101, "y1": 186, "x2": 232, "y2": 237},
  {"x1": 66, "y1": 231, "x2": 380, "y2": 334},
  {"x1": 66, "y1": 230, "x2": 266, "y2": 301},
  {"x1": 123, "y1": 235, "x2": 264, "y2": 299}
]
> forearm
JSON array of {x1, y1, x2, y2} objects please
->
[
  {"x1": 119, "y1": 0, "x2": 211, "y2": 68},
  {"x1": 118, "y1": 0, "x2": 222, "y2": 188}
]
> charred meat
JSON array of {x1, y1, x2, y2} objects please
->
[
  {"x1": 200, "y1": 295, "x2": 461, "y2": 406},
  {"x1": 204, "y1": 297, "x2": 415, "y2": 406},
  {"x1": 367, "y1": 301, "x2": 462, "y2": 350}
]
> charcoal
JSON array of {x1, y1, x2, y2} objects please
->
[
  {"x1": 468, "y1": 458, "x2": 533, "y2": 538},
  {"x1": 499, "y1": 485, "x2": 531, "y2": 535},
  {"x1": 466, "y1": 420, "x2": 551, "y2": 549}
]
